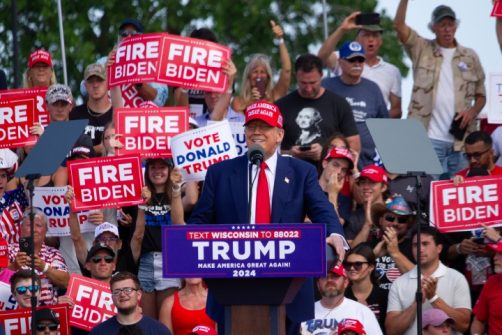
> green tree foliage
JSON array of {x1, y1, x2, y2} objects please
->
[{"x1": 0, "y1": 0, "x2": 407, "y2": 96}]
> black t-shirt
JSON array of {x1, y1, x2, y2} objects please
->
[
  {"x1": 276, "y1": 90, "x2": 358, "y2": 150},
  {"x1": 369, "y1": 238, "x2": 415, "y2": 291},
  {"x1": 140, "y1": 193, "x2": 172, "y2": 255},
  {"x1": 70, "y1": 104, "x2": 113, "y2": 146},
  {"x1": 345, "y1": 284, "x2": 388, "y2": 332}
]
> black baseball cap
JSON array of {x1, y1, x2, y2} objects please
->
[{"x1": 119, "y1": 18, "x2": 144, "y2": 33}]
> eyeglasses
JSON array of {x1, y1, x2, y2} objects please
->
[
  {"x1": 96, "y1": 236, "x2": 119, "y2": 243},
  {"x1": 90, "y1": 255, "x2": 114, "y2": 264},
  {"x1": 343, "y1": 261, "x2": 369, "y2": 271},
  {"x1": 36, "y1": 323, "x2": 58, "y2": 331},
  {"x1": 384, "y1": 214, "x2": 409, "y2": 224},
  {"x1": 119, "y1": 30, "x2": 140, "y2": 38},
  {"x1": 15, "y1": 285, "x2": 39, "y2": 295},
  {"x1": 463, "y1": 148, "x2": 491, "y2": 161},
  {"x1": 112, "y1": 287, "x2": 139, "y2": 296},
  {"x1": 346, "y1": 57, "x2": 365, "y2": 63}
]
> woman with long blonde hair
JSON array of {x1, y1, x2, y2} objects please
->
[{"x1": 231, "y1": 20, "x2": 291, "y2": 113}]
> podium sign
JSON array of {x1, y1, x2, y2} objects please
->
[{"x1": 162, "y1": 224, "x2": 326, "y2": 278}]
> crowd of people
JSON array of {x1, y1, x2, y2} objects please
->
[{"x1": 1, "y1": 1, "x2": 502, "y2": 335}]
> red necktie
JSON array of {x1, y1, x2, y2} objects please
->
[{"x1": 255, "y1": 162, "x2": 271, "y2": 224}]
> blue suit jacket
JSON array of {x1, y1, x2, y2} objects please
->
[{"x1": 188, "y1": 154, "x2": 344, "y2": 324}]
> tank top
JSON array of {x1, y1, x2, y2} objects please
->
[{"x1": 171, "y1": 291, "x2": 215, "y2": 335}]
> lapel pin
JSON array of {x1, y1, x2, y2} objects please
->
[{"x1": 284, "y1": 177, "x2": 289, "y2": 184}]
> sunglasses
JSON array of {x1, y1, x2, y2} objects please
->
[
  {"x1": 119, "y1": 30, "x2": 140, "y2": 38},
  {"x1": 384, "y1": 214, "x2": 409, "y2": 224},
  {"x1": 15, "y1": 285, "x2": 39, "y2": 295},
  {"x1": 343, "y1": 261, "x2": 369, "y2": 271},
  {"x1": 346, "y1": 57, "x2": 365, "y2": 63},
  {"x1": 90, "y1": 255, "x2": 114, "y2": 264},
  {"x1": 36, "y1": 323, "x2": 58, "y2": 332},
  {"x1": 463, "y1": 148, "x2": 491, "y2": 161}
]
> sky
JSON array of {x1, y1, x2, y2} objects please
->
[{"x1": 375, "y1": 0, "x2": 499, "y2": 118}]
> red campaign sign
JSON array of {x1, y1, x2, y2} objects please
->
[
  {"x1": 115, "y1": 107, "x2": 189, "y2": 158},
  {"x1": 120, "y1": 84, "x2": 146, "y2": 107},
  {"x1": 0, "y1": 97, "x2": 37, "y2": 149},
  {"x1": 157, "y1": 35, "x2": 231, "y2": 93},
  {"x1": 67, "y1": 155, "x2": 144, "y2": 211},
  {"x1": 0, "y1": 304, "x2": 71, "y2": 335},
  {"x1": 67, "y1": 274, "x2": 116, "y2": 331},
  {"x1": 430, "y1": 176, "x2": 502, "y2": 233},
  {"x1": 108, "y1": 33, "x2": 164, "y2": 87},
  {"x1": 492, "y1": 1, "x2": 502, "y2": 17},
  {"x1": 108, "y1": 33, "x2": 231, "y2": 93},
  {"x1": 0, "y1": 88, "x2": 49, "y2": 127}
]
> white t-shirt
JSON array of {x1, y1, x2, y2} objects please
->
[
  {"x1": 300, "y1": 298, "x2": 383, "y2": 335},
  {"x1": 428, "y1": 47, "x2": 456, "y2": 142},
  {"x1": 362, "y1": 58, "x2": 402, "y2": 109},
  {"x1": 387, "y1": 262, "x2": 471, "y2": 335}
]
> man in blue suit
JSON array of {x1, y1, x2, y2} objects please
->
[{"x1": 189, "y1": 100, "x2": 346, "y2": 334}]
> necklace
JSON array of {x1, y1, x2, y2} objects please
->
[{"x1": 87, "y1": 105, "x2": 109, "y2": 118}]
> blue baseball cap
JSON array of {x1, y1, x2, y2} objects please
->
[{"x1": 339, "y1": 41, "x2": 366, "y2": 60}]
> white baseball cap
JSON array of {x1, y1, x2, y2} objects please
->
[{"x1": 94, "y1": 222, "x2": 119, "y2": 239}]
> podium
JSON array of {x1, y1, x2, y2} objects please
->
[
  {"x1": 162, "y1": 223, "x2": 334, "y2": 335},
  {"x1": 206, "y1": 277, "x2": 305, "y2": 335}
]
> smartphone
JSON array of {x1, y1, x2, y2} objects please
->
[
  {"x1": 255, "y1": 78, "x2": 266, "y2": 99},
  {"x1": 473, "y1": 237, "x2": 485, "y2": 244},
  {"x1": 299, "y1": 144, "x2": 312, "y2": 151},
  {"x1": 449, "y1": 114, "x2": 466, "y2": 141},
  {"x1": 19, "y1": 237, "x2": 33, "y2": 254},
  {"x1": 355, "y1": 13, "x2": 381, "y2": 26}
]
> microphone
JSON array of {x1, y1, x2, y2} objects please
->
[{"x1": 247, "y1": 144, "x2": 264, "y2": 166}]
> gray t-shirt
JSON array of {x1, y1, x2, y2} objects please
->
[{"x1": 322, "y1": 77, "x2": 388, "y2": 168}]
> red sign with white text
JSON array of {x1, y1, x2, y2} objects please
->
[
  {"x1": 67, "y1": 275, "x2": 116, "y2": 331},
  {"x1": 157, "y1": 35, "x2": 230, "y2": 93},
  {"x1": 0, "y1": 97, "x2": 37, "y2": 149},
  {"x1": 67, "y1": 155, "x2": 144, "y2": 211},
  {"x1": 430, "y1": 176, "x2": 502, "y2": 232},
  {"x1": 0, "y1": 88, "x2": 49, "y2": 127},
  {"x1": 108, "y1": 33, "x2": 231, "y2": 93},
  {"x1": 115, "y1": 107, "x2": 189, "y2": 158},
  {"x1": 109, "y1": 33, "x2": 164, "y2": 87},
  {"x1": 492, "y1": 1, "x2": 502, "y2": 17},
  {"x1": 120, "y1": 84, "x2": 146, "y2": 107},
  {"x1": 0, "y1": 304, "x2": 70, "y2": 335}
]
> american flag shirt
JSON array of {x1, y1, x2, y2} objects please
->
[{"x1": 8, "y1": 243, "x2": 68, "y2": 305}]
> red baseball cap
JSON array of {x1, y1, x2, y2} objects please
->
[
  {"x1": 330, "y1": 263, "x2": 346, "y2": 277},
  {"x1": 338, "y1": 318, "x2": 366, "y2": 334},
  {"x1": 190, "y1": 325, "x2": 217, "y2": 335},
  {"x1": 324, "y1": 147, "x2": 354, "y2": 170},
  {"x1": 28, "y1": 49, "x2": 53, "y2": 68},
  {"x1": 244, "y1": 101, "x2": 283, "y2": 128},
  {"x1": 358, "y1": 165, "x2": 388, "y2": 183}
]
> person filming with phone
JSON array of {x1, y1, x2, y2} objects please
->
[{"x1": 8, "y1": 209, "x2": 69, "y2": 305}]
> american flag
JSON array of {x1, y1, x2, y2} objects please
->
[
  {"x1": 386, "y1": 267, "x2": 402, "y2": 282},
  {"x1": 0, "y1": 202, "x2": 22, "y2": 244}
]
